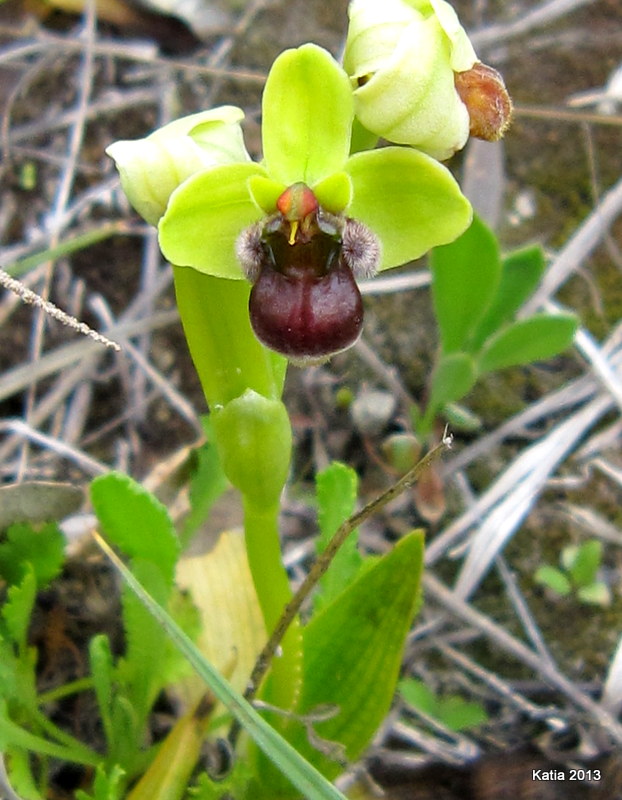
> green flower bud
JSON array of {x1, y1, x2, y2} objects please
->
[
  {"x1": 211, "y1": 390, "x2": 292, "y2": 509},
  {"x1": 344, "y1": 0, "x2": 478, "y2": 159},
  {"x1": 106, "y1": 106, "x2": 250, "y2": 225}
]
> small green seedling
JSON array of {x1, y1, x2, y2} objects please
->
[
  {"x1": 534, "y1": 539, "x2": 611, "y2": 607},
  {"x1": 399, "y1": 678, "x2": 488, "y2": 732},
  {"x1": 414, "y1": 216, "x2": 578, "y2": 438}
]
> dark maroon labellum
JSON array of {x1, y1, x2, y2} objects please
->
[
  {"x1": 237, "y1": 183, "x2": 380, "y2": 364},
  {"x1": 249, "y1": 222, "x2": 364, "y2": 364}
]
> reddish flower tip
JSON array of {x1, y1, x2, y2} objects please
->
[{"x1": 276, "y1": 182, "x2": 319, "y2": 222}]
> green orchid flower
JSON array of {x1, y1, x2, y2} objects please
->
[
  {"x1": 108, "y1": 43, "x2": 471, "y2": 362},
  {"x1": 343, "y1": 0, "x2": 510, "y2": 159},
  {"x1": 155, "y1": 43, "x2": 471, "y2": 280}
]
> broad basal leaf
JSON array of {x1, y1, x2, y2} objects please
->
[
  {"x1": 90, "y1": 472, "x2": 179, "y2": 587},
  {"x1": 430, "y1": 214, "x2": 500, "y2": 353},
  {"x1": 293, "y1": 532, "x2": 424, "y2": 779},
  {"x1": 469, "y1": 244, "x2": 545, "y2": 351},
  {"x1": 477, "y1": 313, "x2": 577, "y2": 373},
  {"x1": 314, "y1": 462, "x2": 363, "y2": 611},
  {"x1": 423, "y1": 352, "x2": 476, "y2": 431}
]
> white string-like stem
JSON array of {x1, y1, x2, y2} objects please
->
[{"x1": 0, "y1": 268, "x2": 120, "y2": 351}]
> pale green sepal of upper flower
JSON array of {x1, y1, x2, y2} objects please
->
[
  {"x1": 427, "y1": 0, "x2": 477, "y2": 70},
  {"x1": 106, "y1": 106, "x2": 250, "y2": 226},
  {"x1": 261, "y1": 44, "x2": 354, "y2": 187},
  {"x1": 344, "y1": 0, "x2": 416, "y2": 78},
  {"x1": 344, "y1": 0, "x2": 478, "y2": 159},
  {"x1": 345, "y1": 147, "x2": 472, "y2": 269},
  {"x1": 158, "y1": 163, "x2": 268, "y2": 279}
]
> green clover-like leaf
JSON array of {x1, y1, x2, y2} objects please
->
[
  {"x1": 261, "y1": 44, "x2": 354, "y2": 186},
  {"x1": 345, "y1": 147, "x2": 472, "y2": 270}
]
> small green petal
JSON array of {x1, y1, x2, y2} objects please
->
[
  {"x1": 158, "y1": 163, "x2": 267, "y2": 279},
  {"x1": 262, "y1": 44, "x2": 354, "y2": 186},
  {"x1": 152, "y1": 106, "x2": 245, "y2": 140},
  {"x1": 312, "y1": 172, "x2": 353, "y2": 214},
  {"x1": 345, "y1": 147, "x2": 472, "y2": 270},
  {"x1": 247, "y1": 174, "x2": 286, "y2": 214},
  {"x1": 428, "y1": 0, "x2": 477, "y2": 70}
]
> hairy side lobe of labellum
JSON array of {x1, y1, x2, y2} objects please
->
[
  {"x1": 237, "y1": 184, "x2": 380, "y2": 365},
  {"x1": 455, "y1": 62, "x2": 513, "y2": 142}
]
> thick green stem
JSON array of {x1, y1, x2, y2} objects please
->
[
  {"x1": 173, "y1": 265, "x2": 302, "y2": 713},
  {"x1": 173, "y1": 267, "x2": 286, "y2": 405},
  {"x1": 243, "y1": 501, "x2": 302, "y2": 710}
]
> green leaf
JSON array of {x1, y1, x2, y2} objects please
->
[
  {"x1": 89, "y1": 635, "x2": 115, "y2": 752},
  {"x1": 294, "y1": 532, "x2": 424, "y2": 779},
  {"x1": 401, "y1": 680, "x2": 488, "y2": 730},
  {"x1": 437, "y1": 696, "x2": 488, "y2": 731},
  {"x1": 75, "y1": 765, "x2": 125, "y2": 800},
  {"x1": 469, "y1": 245, "x2": 546, "y2": 351},
  {"x1": 261, "y1": 44, "x2": 354, "y2": 186},
  {"x1": 314, "y1": 463, "x2": 363, "y2": 611},
  {"x1": 158, "y1": 162, "x2": 267, "y2": 278},
  {"x1": 91, "y1": 473, "x2": 183, "y2": 756},
  {"x1": 181, "y1": 427, "x2": 229, "y2": 546},
  {"x1": 560, "y1": 544, "x2": 579, "y2": 573},
  {"x1": 2, "y1": 567, "x2": 37, "y2": 650},
  {"x1": 2, "y1": 746, "x2": 44, "y2": 800},
  {"x1": 430, "y1": 214, "x2": 500, "y2": 353},
  {"x1": 117, "y1": 560, "x2": 173, "y2": 730},
  {"x1": 534, "y1": 565, "x2": 571, "y2": 597},
  {"x1": 93, "y1": 534, "x2": 348, "y2": 800},
  {"x1": 0, "y1": 620, "x2": 39, "y2": 717},
  {"x1": 442, "y1": 402, "x2": 482, "y2": 432},
  {"x1": 6, "y1": 224, "x2": 121, "y2": 280},
  {"x1": 90, "y1": 472, "x2": 179, "y2": 587},
  {"x1": 477, "y1": 313, "x2": 577, "y2": 374},
  {"x1": 399, "y1": 678, "x2": 437, "y2": 716},
  {"x1": 346, "y1": 147, "x2": 472, "y2": 271},
  {"x1": 566, "y1": 539, "x2": 602, "y2": 587},
  {"x1": 0, "y1": 521, "x2": 64, "y2": 589},
  {"x1": 425, "y1": 353, "x2": 477, "y2": 425},
  {"x1": 0, "y1": 699, "x2": 100, "y2": 766},
  {"x1": 577, "y1": 581, "x2": 611, "y2": 607}
]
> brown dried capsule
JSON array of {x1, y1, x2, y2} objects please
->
[{"x1": 455, "y1": 62, "x2": 513, "y2": 142}]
